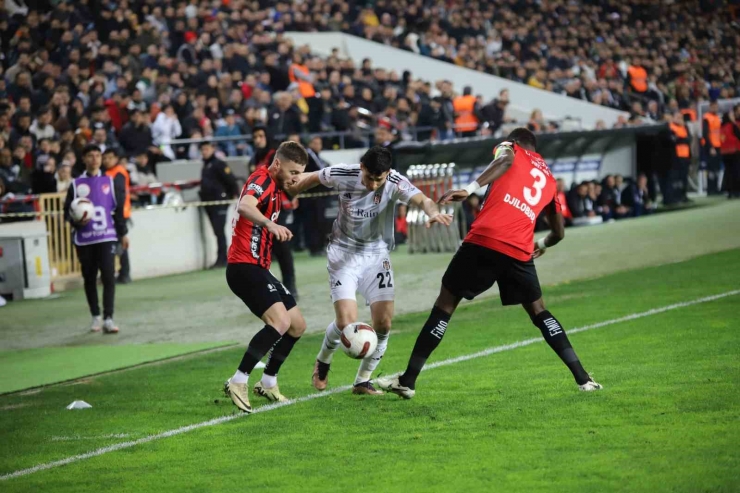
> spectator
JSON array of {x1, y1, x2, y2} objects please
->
[
  {"x1": 127, "y1": 151, "x2": 158, "y2": 190},
  {"x1": 555, "y1": 179, "x2": 573, "y2": 226},
  {"x1": 31, "y1": 155, "x2": 56, "y2": 194},
  {"x1": 151, "y1": 104, "x2": 182, "y2": 160},
  {"x1": 394, "y1": 203, "x2": 408, "y2": 245},
  {"x1": 598, "y1": 175, "x2": 630, "y2": 220},
  {"x1": 55, "y1": 160, "x2": 72, "y2": 193},
  {"x1": 0, "y1": 147, "x2": 30, "y2": 194},
  {"x1": 568, "y1": 181, "x2": 596, "y2": 219},
  {"x1": 214, "y1": 109, "x2": 244, "y2": 157},
  {"x1": 480, "y1": 89, "x2": 512, "y2": 136},
  {"x1": 621, "y1": 173, "x2": 653, "y2": 217},
  {"x1": 267, "y1": 92, "x2": 303, "y2": 137},
  {"x1": 29, "y1": 106, "x2": 56, "y2": 141},
  {"x1": 527, "y1": 110, "x2": 546, "y2": 133},
  {"x1": 453, "y1": 85, "x2": 480, "y2": 137},
  {"x1": 118, "y1": 109, "x2": 153, "y2": 158}
]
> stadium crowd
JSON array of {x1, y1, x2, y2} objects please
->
[{"x1": 0, "y1": 0, "x2": 738, "y2": 207}]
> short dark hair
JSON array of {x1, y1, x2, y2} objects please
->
[
  {"x1": 361, "y1": 146, "x2": 393, "y2": 175},
  {"x1": 506, "y1": 127, "x2": 537, "y2": 150},
  {"x1": 198, "y1": 140, "x2": 214, "y2": 148},
  {"x1": 102, "y1": 148, "x2": 118, "y2": 156},
  {"x1": 275, "y1": 141, "x2": 308, "y2": 166},
  {"x1": 82, "y1": 144, "x2": 101, "y2": 156}
]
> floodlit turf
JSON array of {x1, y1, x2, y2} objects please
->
[
  {"x1": 0, "y1": 249, "x2": 738, "y2": 492},
  {"x1": 0, "y1": 343, "x2": 232, "y2": 394}
]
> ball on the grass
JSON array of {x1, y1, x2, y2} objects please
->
[{"x1": 340, "y1": 323, "x2": 378, "y2": 359}]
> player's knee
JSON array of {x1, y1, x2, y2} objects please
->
[
  {"x1": 288, "y1": 316, "x2": 307, "y2": 337},
  {"x1": 374, "y1": 316, "x2": 392, "y2": 334},
  {"x1": 264, "y1": 313, "x2": 291, "y2": 334}
]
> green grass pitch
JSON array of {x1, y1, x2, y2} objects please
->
[{"x1": 1, "y1": 248, "x2": 738, "y2": 492}]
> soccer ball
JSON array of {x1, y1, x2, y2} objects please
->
[
  {"x1": 70, "y1": 198, "x2": 95, "y2": 222},
  {"x1": 340, "y1": 323, "x2": 378, "y2": 359}
]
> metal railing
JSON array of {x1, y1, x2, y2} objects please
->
[{"x1": 38, "y1": 192, "x2": 81, "y2": 280}]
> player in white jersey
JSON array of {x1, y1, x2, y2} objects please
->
[{"x1": 287, "y1": 146, "x2": 453, "y2": 394}]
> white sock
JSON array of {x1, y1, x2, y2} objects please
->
[
  {"x1": 317, "y1": 321, "x2": 343, "y2": 364},
  {"x1": 231, "y1": 370, "x2": 248, "y2": 384},
  {"x1": 354, "y1": 332, "x2": 389, "y2": 385},
  {"x1": 261, "y1": 373, "x2": 277, "y2": 388}
]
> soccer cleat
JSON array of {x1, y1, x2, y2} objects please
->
[
  {"x1": 224, "y1": 379, "x2": 252, "y2": 413},
  {"x1": 253, "y1": 381, "x2": 288, "y2": 402},
  {"x1": 102, "y1": 318, "x2": 119, "y2": 334},
  {"x1": 312, "y1": 360, "x2": 330, "y2": 391},
  {"x1": 578, "y1": 379, "x2": 603, "y2": 392},
  {"x1": 90, "y1": 316, "x2": 103, "y2": 332},
  {"x1": 352, "y1": 381, "x2": 384, "y2": 395},
  {"x1": 375, "y1": 376, "x2": 415, "y2": 399}
]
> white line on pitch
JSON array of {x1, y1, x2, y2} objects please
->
[{"x1": 2, "y1": 289, "x2": 738, "y2": 482}]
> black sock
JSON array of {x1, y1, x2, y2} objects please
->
[
  {"x1": 533, "y1": 311, "x2": 590, "y2": 385},
  {"x1": 264, "y1": 334, "x2": 300, "y2": 378},
  {"x1": 400, "y1": 306, "x2": 452, "y2": 389},
  {"x1": 238, "y1": 325, "x2": 282, "y2": 375}
]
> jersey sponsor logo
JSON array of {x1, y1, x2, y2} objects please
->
[
  {"x1": 248, "y1": 183, "x2": 264, "y2": 196},
  {"x1": 331, "y1": 279, "x2": 342, "y2": 288},
  {"x1": 250, "y1": 225, "x2": 262, "y2": 259},
  {"x1": 343, "y1": 204, "x2": 379, "y2": 218},
  {"x1": 267, "y1": 283, "x2": 277, "y2": 293},
  {"x1": 344, "y1": 192, "x2": 352, "y2": 199},
  {"x1": 503, "y1": 193, "x2": 537, "y2": 223}
]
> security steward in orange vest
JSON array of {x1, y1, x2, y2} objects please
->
[
  {"x1": 289, "y1": 53, "x2": 316, "y2": 99},
  {"x1": 627, "y1": 58, "x2": 648, "y2": 94},
  {"x1": 702, "y1": 101, "x2": 723, "y2": 194},
  {"x1": 453, "y1": 86, "x2": 480, "y2": 138},
  {"x1": 669, "y1": 111, "x2": 692, "y2": 203},
  {"x1": 720, "y1": 105, "x2": 740, "y2": 198},
  {"x1": 103, "y1": 148, "x2": 133, "y2": 284}
]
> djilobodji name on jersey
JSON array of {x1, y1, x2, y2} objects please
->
[{"x1": 503, "y1": 193, "x2": 536, "y2": 223}]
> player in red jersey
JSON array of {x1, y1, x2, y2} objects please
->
[
  {"x1": 223, "y1": 141, "x2": 310, "y2": 413},
  {"x1": 377, "y1": 128, "x2": 602, "y2": 398}
]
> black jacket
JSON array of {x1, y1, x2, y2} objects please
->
[
  {"x1": 199, "y1": 155, "x2": 239, "y2": 201},
  {"x1": 119, "y1": 122, "x2": 153, "y2": 157},
  {"x1": 63, "y1": 171, "x2": 128, "y2": 240}
]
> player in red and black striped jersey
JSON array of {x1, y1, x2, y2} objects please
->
[
  {"x1": 223, "y1": 141, "x2": 310, "y2": 413},
  {"x1": 378, "y1": 128, "x2": 602, "y2": 399}
]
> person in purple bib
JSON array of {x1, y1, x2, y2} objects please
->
[{"x1": 63, "y1": 144, "x2": 129, "y2": 334}]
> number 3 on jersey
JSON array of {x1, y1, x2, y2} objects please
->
[{"x1": 523, "y1": 168, "x2": 547, "y2": 206}]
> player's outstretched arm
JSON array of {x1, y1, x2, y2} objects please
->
[
  {"x1": 284, "y1": 171, "x2": 321, "y2": 196},
  {"x1": 533, "y1": 199, "x2": 565, "y2": 259},
  {"x1": 409, "y1": 192, "x2": 454, "y2": 228},
  {"x1": 237, "y1": 194, "x2": 293, "y2": 242},
  {"x1": 439, "y1": 145, "x2": 515, "y2": 204}
]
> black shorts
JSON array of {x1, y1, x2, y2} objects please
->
[
  {"x1": 442, "y1": 242, "x2": 542, "y2": 306},
  {"x1": 226, "y1": 263, "x2": 297, "y2": 318}
]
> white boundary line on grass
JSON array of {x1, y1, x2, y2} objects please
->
[{"x1": 2, "y1": 289, "x2": 738, "y2": 482}]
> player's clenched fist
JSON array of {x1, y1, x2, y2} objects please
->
[
  {"x1": 438, "y1": 189, "x2": 470, "y2": 204},
  {"x1": 266, "y1": 221, "x2": 293, "y2": 242}
]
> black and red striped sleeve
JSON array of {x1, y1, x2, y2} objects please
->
[{"x1": 244, "y1": 172, "x2": 273, "y2": 204}]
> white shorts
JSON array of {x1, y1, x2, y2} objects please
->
[{"x1": 326, "y1": 244, "x2": 395, "y2": 305}]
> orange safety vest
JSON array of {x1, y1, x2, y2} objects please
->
[
  {"x1": 453, "y1": 95, "x2": 479, "y2": 132},
  {"x1": 680, "y1": 108, "x2": 697, "y2": 122},
  {"x1": 720, "y1": 121, "x2": 740, "y2": 155},
  {"x1": 670, "y1": 122, "x2": 691, "y2": 159},
  {"x1": 628, "y1": 65, "x2": 648, "y2": 93},
  {"x1": 289, "y1": 63, "x2": 316, "y2": 98},
  {"x1": 106, "y1": 164, "x2": 132, "y2": 219},
  {"x1": 703, "y1": 113, "x2": 722, "y2": 148}
]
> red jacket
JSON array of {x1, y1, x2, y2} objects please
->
[{"x1": 720, "y1": 121, "x2": 740, "y2": 155}]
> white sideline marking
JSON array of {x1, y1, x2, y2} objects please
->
[{"x1": 2, "y1": 289, "x2": 738, "y2": 481}]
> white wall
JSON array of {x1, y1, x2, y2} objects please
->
[{"x1": 287, "y1": 32, "x2": 628, "y2": 128}]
